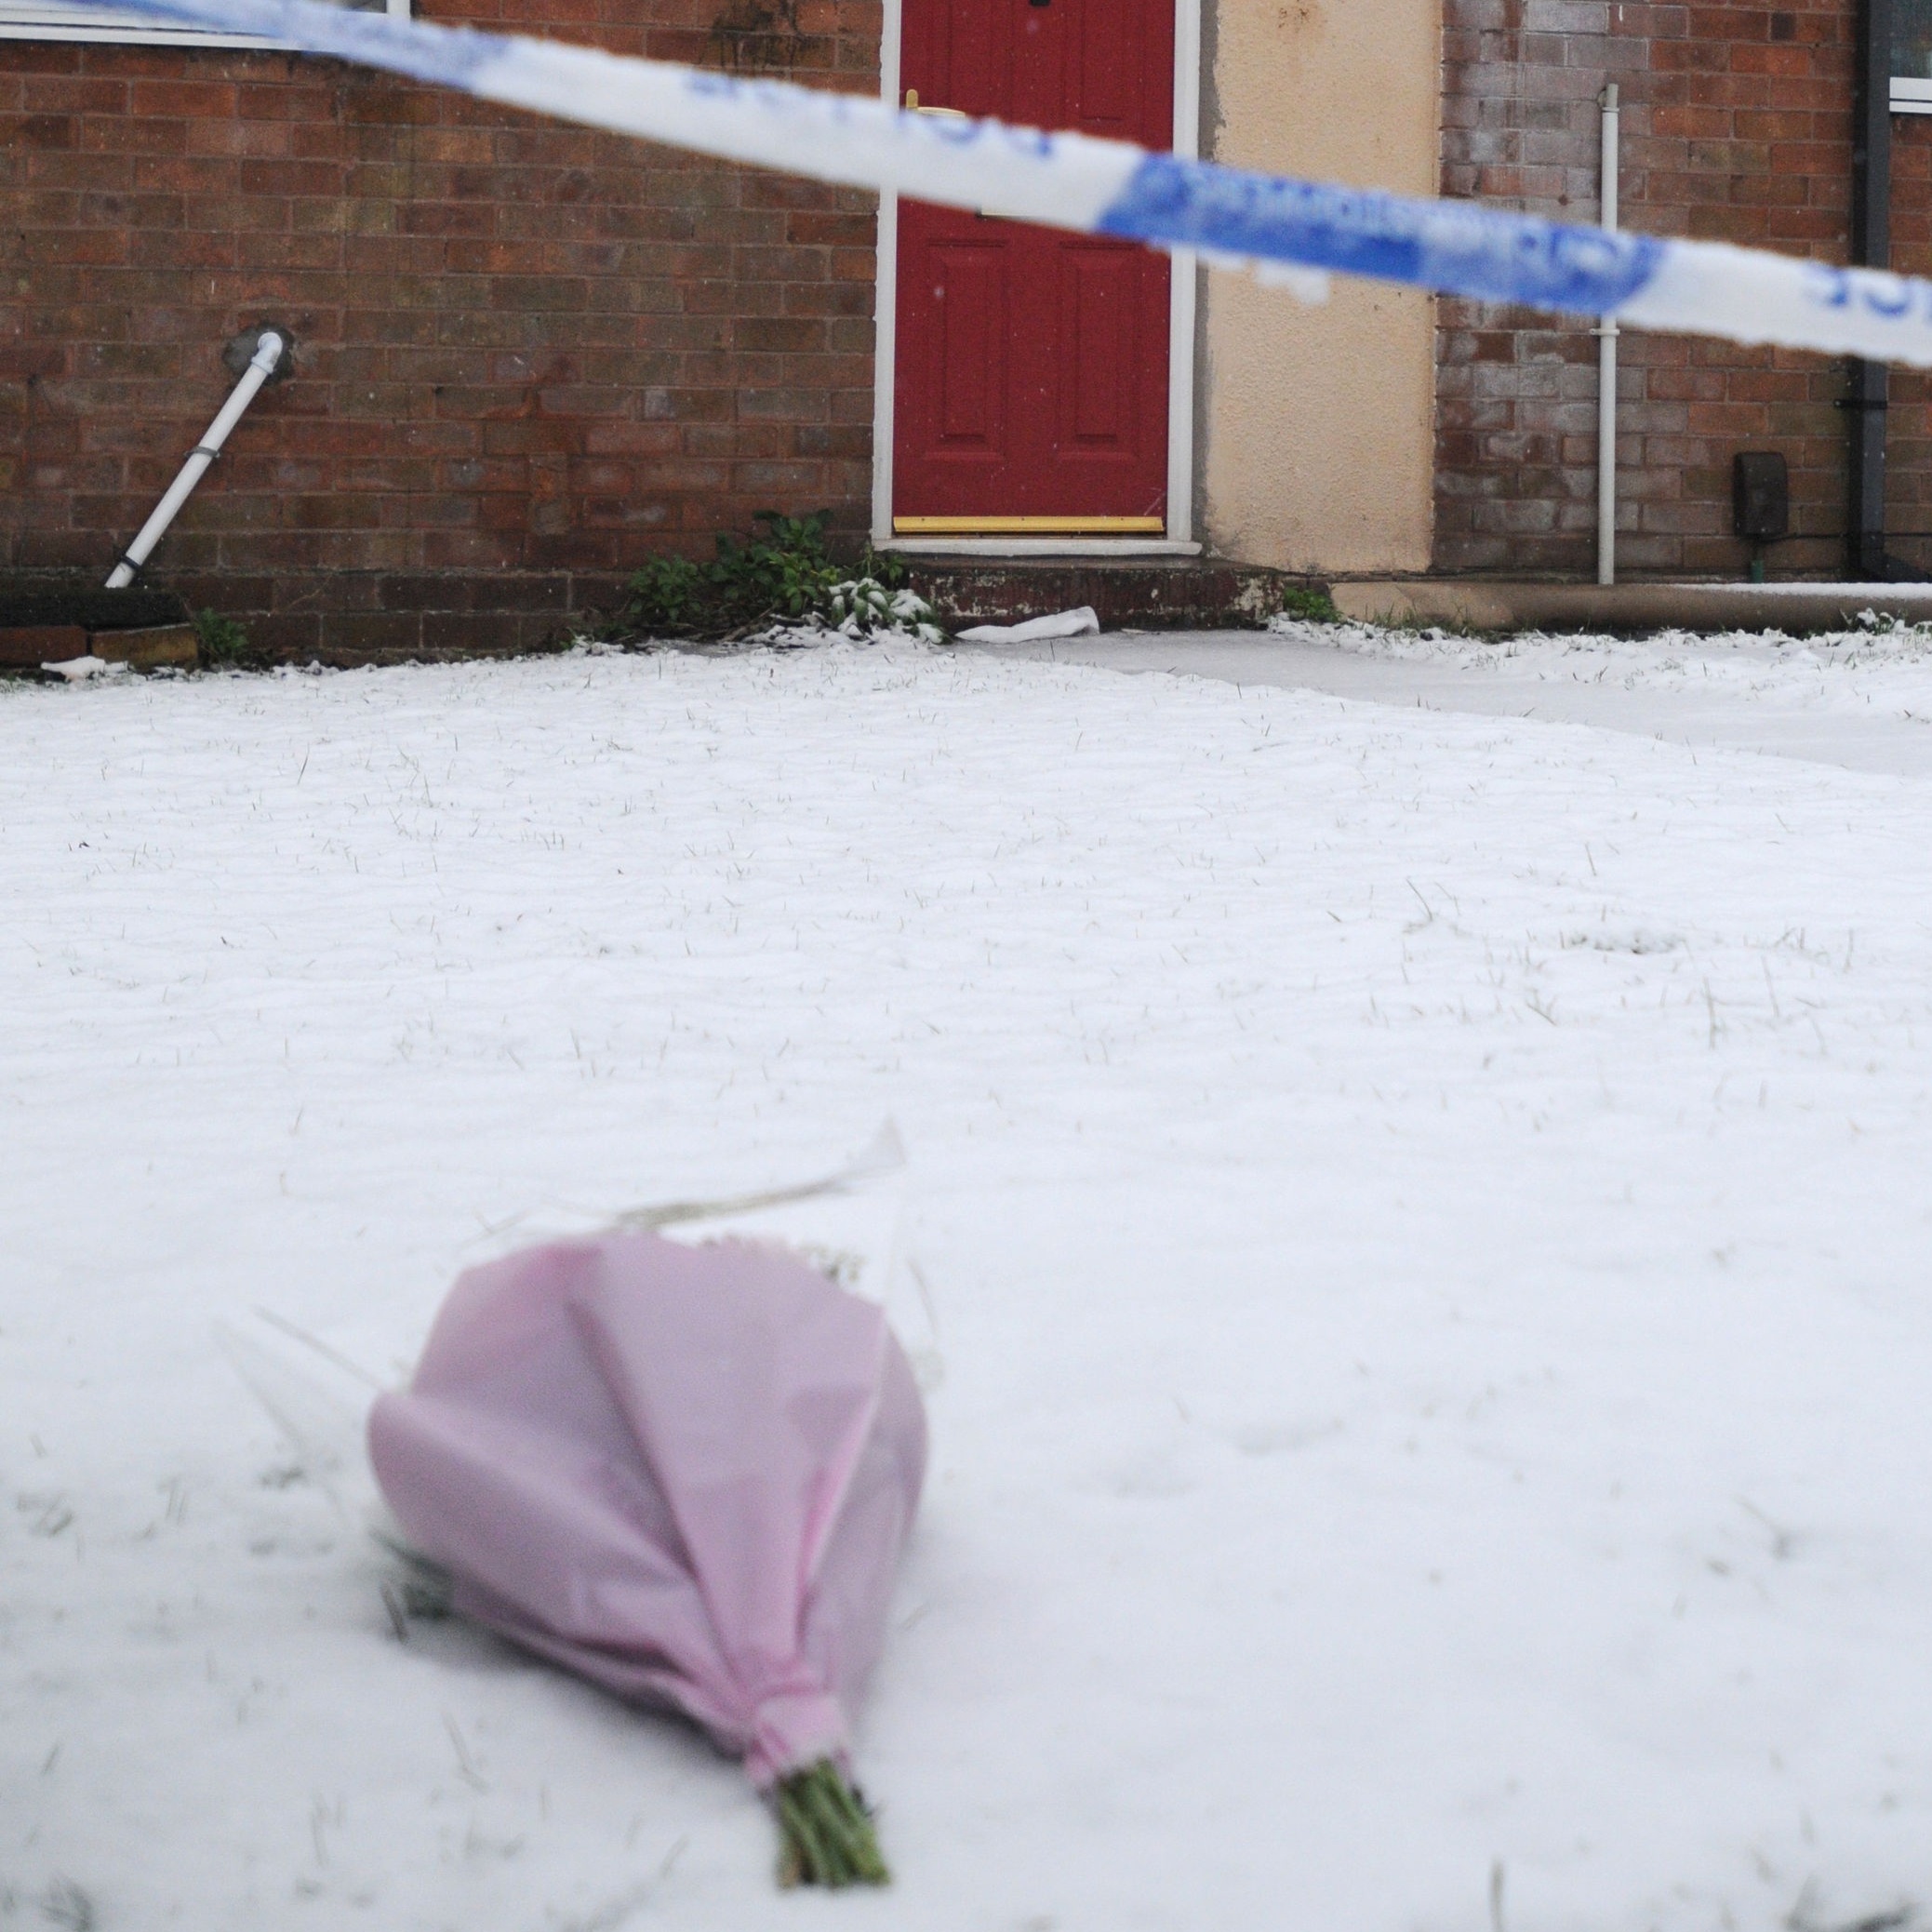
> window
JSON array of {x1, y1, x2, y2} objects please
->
[
  {"x1": 1895, "y1": 0, "x2": 1932, "y2": 113},
  {"x1": 0, "y1": 0, "x2": 405, "y2": 48}
]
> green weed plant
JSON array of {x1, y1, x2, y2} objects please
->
[{"x1": 625, "y1": 513, "x2": 939, "y2": 642}]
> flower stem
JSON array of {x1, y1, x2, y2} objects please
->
[{"x1": 774, "y1": 1760, "x2": 890, "y2": 1888}]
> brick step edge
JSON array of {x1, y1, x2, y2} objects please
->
[
  {"x1": 0, "y1": 583, "x2": 191, "y2": 633},
  {"x1": 904, "y1": 561, "x2": 1326, "y2": 633},
  {"x1": 0, "y1": 622, "x2": 201, "y2": 673}
]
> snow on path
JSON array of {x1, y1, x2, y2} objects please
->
[
  {"x1": 980, "y1": 620, "x2": 1932, "y2": 777},
  {"x1": 3, "y1": 644, "x2": 1931, "y2": 1932}
]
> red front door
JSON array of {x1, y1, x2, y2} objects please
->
[{"x1": 893, "y1": 0, "x2": 1175, "y2": 532}]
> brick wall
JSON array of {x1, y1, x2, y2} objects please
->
[
  {"x1": 1438, "y1": 0, "x2": 1932, "y2": 580},
  {"x1": 0, "y1": 0, "x2": 880, "y2": 659}
]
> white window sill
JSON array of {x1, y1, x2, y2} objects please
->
[{"x1": 0, "y1": 0, "x2": 403, "y2": 46}]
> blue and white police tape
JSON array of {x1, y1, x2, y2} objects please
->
[{"x1": 62, "y1": 0, "x2": 1932, "y2": 366}]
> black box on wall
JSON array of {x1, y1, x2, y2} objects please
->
[{"x1": 1733, "y1": 453, "x2": 1791, "y2": 542}]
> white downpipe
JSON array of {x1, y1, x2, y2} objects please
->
[
  {"x1": 105, "y1": 330, "x2": 285, "y2": 589},
  {"x1": 1594, "y1": 86, "x2": 1619, "y2": 587}
]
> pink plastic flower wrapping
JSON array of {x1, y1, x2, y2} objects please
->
[{"x1": 366, "y1": 1231, "x2": 928, "y2": 1805}]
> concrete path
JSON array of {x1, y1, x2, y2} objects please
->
[{"x1": 964, "y1": 629, "x2": 1932, "y2": 779}]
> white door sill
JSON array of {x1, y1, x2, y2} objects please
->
[{"x1": 875, "y1": 538, "x2": 1205, "y2": 558}]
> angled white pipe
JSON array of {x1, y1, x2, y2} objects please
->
[{"x1": 105, "y1": 330, "x2": 286, "y2": 590}]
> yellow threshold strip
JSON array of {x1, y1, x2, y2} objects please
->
[{"x1": 894, "y1": 515, "x2": 1166, "y2": 535}]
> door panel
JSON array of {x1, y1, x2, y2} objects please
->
[
  {"x1": 934, "y1": 243, "x2": 1008, "y2": 452},
  {"x1": 893, "y1": 0, "x2": 1174, "y2": 527},
  {"x1": 1060, "y1": 244, "x2": 1141, "y2": 450}
]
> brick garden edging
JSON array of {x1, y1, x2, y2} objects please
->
[{"x1": 1, "y1": 559, "x2": 1327, "y2": 667}]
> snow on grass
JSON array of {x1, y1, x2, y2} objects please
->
[
  {"x1": 1014, "y1": 618, "x2": 1932, "y2": 777},
  {"x1": 1273, "y1": 612, "x2": 1932, "y2": 730},
  {"x1": 4, "y1": 641, "x2": 1932, "y2": 1932}
]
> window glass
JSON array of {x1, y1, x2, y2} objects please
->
[{"x1": 1898, "y1": 0, "x2": 1932, "y2": 81}]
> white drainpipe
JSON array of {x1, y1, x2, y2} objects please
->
[
  {"x1": 1595, "y1": 86, "x2": 1620, "y2": 587},
  {"x1": 105, "y1": 330, "x2": 286, "y2": 590}
]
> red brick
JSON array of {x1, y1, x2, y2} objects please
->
[
  {"x1": 5, "y1": 4, "x2": 881, "y2": 606},
  {"x1": 1437, "y1": 0, "x2": 1884, "y2": 577},
  {"x1": 0, "y1": 625, "x2": 87, "y2": 666}
]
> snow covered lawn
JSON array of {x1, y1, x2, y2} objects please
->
[{"x1": 5, "y1": 634, "x2": 1932, "y2": 1931}]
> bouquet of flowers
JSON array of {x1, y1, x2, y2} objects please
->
[
  {"x1": 230, "y1": 1127, "x2": 930, "y2": 1889},
  {"x1": 367, "y1": 1224, "x2": 927, "y2": 1885}
]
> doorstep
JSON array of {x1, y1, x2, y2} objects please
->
[
  {"x1": 902, "y1": 557, "x2": 1321, "y2": 632},
  {"x1": 1334, "y1": 579, "x2": 1932, "y2": 635}
]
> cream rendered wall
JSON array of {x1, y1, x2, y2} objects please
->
[{"x1": 1200, "y1": 0, "x2": 1439, "y2": 574}]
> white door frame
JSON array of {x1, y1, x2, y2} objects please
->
[{"x1": 870, "y1": 0, "x2": 1203, "y2": 555}]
